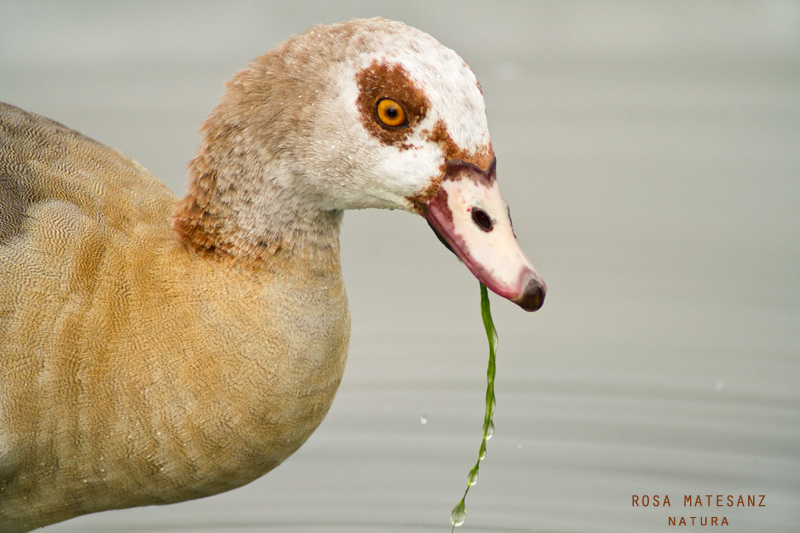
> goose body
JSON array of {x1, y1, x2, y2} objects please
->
[{"x1": 0, "y1": 18, "x2": 544, "y2": 531}]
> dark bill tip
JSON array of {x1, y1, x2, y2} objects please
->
[{"x1": 516, "y1": 278, "x2": 546, "y2": 312}]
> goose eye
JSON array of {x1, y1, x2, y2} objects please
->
[{"x1": 375, "y1": 98, "x2": 408, "y2": 128}]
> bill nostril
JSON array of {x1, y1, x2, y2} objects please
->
[{"x1": 471, "y1": 208, "x2": 493, "y2": 232}]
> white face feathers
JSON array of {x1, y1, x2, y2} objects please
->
[{"x1": 283, "y1": 18, "x2": 494, "y2": 212}]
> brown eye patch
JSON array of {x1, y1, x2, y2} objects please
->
[{"x1": 356, "y1": 60, "x2": 429, "y2": 146}]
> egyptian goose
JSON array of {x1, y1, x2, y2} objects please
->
[{"x1": 0, "y1": 18, "x2": 545, "y2": 531}]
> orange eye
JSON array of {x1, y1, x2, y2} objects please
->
[{"x1": 375, "y1": 98, "x2": 407, "y2": 128}]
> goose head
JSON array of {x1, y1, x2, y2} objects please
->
[{"x1": 176, "y1": 18, "x2": 545, "y2": 311}]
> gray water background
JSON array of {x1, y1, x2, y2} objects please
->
[{"x1": 1, "y1": 1, "x2": 798, "y2": 531}]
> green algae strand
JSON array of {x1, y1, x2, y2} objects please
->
[{"x1": 449, "y1": 282, "x2": 498, "y2": 531}]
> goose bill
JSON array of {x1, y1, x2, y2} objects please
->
[{"x1": 424, "y1": 161, "x2": 546, "y2": 312}]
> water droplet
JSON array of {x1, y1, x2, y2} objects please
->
[
  {"x1": 420, "y1": 415, "x2": 428, "y2": 425},
  {"x1": 478, "y1": 443, "x2": 486, "y2": 462},
  {"x1": 715, "y1": 381, "x2": 725, "y2": 391},
  {"x1": 450, "y1": 500, "x2": 466, "y2": 527},
  {"x1": 485, "y1": 421, "x2": 494, "y2": 440},
  {"x1": 468, "y1": 466, "x2": 479, "y2": 486},
  {"x1": 517, "y1": 443, "x2": 522, "y2": 450}
]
